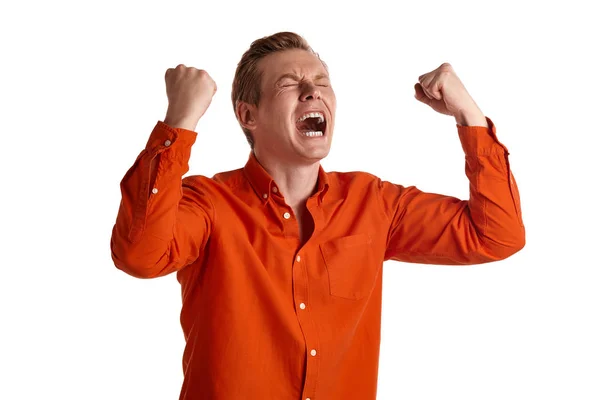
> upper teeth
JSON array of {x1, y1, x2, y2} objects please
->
[{"x1": 297, "y1": 112, "x2": 324, "y2": 124}]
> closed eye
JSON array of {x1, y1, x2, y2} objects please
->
[{"x1": 279, "y1": 82, "x2": 328, "y2": 88}]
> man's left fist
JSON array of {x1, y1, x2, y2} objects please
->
[{"x1": 414, "y1": 63, "x2": 486, "y2": 126}]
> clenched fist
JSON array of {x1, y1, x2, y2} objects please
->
[
  {"x1": 414, "y1": 63, "x2": 486, "y2": 127},
  {"x1": 164, "y1": 64, "x2": 217, "y2": 131}
]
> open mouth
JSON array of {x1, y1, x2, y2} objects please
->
[{"x1": 295, "y1": 111, "x2": 327, "y2": 137}]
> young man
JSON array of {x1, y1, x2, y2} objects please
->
[{"x1": 110, "y1": 32, "x2": 525, "y2": 400}]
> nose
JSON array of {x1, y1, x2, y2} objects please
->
[{"x1": 300, "y1": 83, "x2": 321, "y2": 101}]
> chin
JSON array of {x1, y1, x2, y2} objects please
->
[
  {"x1": 297, "y1": 147, "x2": 330, "y2": 163},
  {"x1": 290, "y1": 124, "x2": 333, "y2": 162}
]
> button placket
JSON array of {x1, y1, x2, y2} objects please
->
[
  {"x1": 292, "y1": 249, "x2": 320, "y2": 400},
  {"x1": 295, "y1": 255, "x2": 305, "y2": 311}
]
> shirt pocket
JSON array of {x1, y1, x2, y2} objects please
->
[{"x1": 319, "y1": 233, "x2": 380, "y2": 300}]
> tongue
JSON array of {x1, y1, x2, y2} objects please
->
[{"x1": 296, "y1": 118, "x2": 319, "y2": 132}]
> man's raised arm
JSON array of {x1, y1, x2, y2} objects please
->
[
  {"x1": 110, "y1": 65, "x2": 218, "y2": 278},
  {"x1": 381, "y1": 63, "x2": 525, "y2": 264}
]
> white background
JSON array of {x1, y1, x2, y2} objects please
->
[{"x1": 1, "y1": 0, "x2": 599, "y2": 399}]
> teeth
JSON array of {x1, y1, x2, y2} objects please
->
[
  {"x1": 302, "y1": 131, "x2": 323, "y2": 137},
  {"x1": 297, "y1": 112, "x2": 324, "y2": 124}
]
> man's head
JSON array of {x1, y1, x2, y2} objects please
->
[{"x1": 232, "y1": 32, "x2": 336, "y2": 164}]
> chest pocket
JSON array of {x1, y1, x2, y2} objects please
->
[{"x1": 319, "y1": 234, "x2": 380, "y2": 300}]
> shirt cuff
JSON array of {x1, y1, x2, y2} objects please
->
[
  {"x1": 457, "y1": 116, "x2": 509, "y2": 156},
  {"x1": 145, "y1": 120, "x2": 198, "y2": 151}
]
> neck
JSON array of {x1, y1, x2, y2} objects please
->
[{"x1": 253, "y1": 150, "x2": 320, "y2": 210}]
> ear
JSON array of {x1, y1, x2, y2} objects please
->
[{"x1": 236, "y1": 101, "x2": 258, "y2": 131}]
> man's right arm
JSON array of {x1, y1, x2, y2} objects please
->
[
  {"x1": 110, "y1": 65, "x2": 218, "y2": 278},
  {"x1": 110, "y1": 121, "x2": 214, "y2": 278}
]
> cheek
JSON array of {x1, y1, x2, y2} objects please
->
[
  {"x1": 329, "y1": 90, "x2": 337, "y2": 104},
  {"x1": 265, "y1": 93, "x2": 297, "y2": 128}
]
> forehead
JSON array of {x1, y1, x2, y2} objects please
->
[{"x1": 259, "y1": 49, "x2": 328, "y2": 83}]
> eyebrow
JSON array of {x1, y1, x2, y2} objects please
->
[{"x1": 275, "y1": 73, "x2": 330, "y2": 85}]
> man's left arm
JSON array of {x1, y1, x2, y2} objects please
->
[{"x1": 381, "y1": 63, "x2": 525, "y2": 264}]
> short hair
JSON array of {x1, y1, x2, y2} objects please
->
[{"x1": 231, "y1": 32, "x2": 326, "y2": 148}]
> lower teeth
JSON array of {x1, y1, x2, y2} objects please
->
[{"x1": 303, "y1": 131, "x2": 323, "y2": 137}]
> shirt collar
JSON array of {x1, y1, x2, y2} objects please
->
[{"x1": 243, "y1": 152, "x2": 330, "y2": 203}]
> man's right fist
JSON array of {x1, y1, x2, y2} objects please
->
[{"x1": 163, "y1": 64, "x2": 217, "y2": 131}]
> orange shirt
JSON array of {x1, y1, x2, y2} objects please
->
[{"x1": 110, "y1": 117, "x2": 525, "y2": 400}]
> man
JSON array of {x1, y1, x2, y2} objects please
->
[{"x1": 110, "y1": 32, "x2": 525, "y2": 399}]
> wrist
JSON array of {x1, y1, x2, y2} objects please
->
[
  {"x1": 163, "y1": 115, "x2": 199, "y2": 131},
  {"x1": 454, "y1": 105, "x2": 487, "y2": 127}
]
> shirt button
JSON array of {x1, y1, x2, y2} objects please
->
[
  {"x1": 310, "y1": 349, "x2": 317, "y2": 357},
  {"x1": 272, "y1": 187, "x2": 278, "y2": 193},
  {"x1": 283, "y1": 212, "x2": 291, "y2": 219},
  {"x1": 262, "y1": 193, "x2": 268, "y2": 199},
  {"x1": 296, "y1": 255, "x2": 301, "y2": 262},
  {"x1": 164, "y1": 139, "x2": 172, "y2": 146},
  {"x1": 151, "y1": 188, "x2": 158, "y2": 194},
  {"x1": 299, "y1": 303, "x2": 306, "y2": 310}
]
